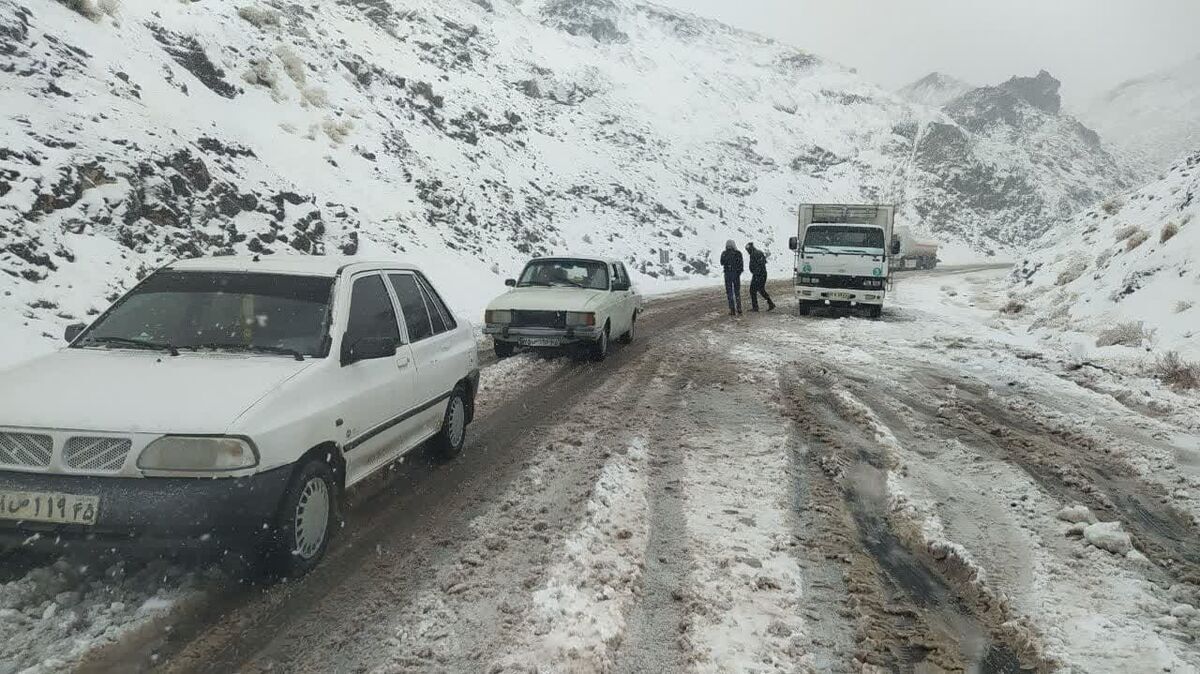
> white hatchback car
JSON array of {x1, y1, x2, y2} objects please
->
[
  {"x1": 483, "y1": 256, "x2": 642, "y2": 360},
  {"x1": 0, "y1": 256, "x2": 478, "y2": 576}
]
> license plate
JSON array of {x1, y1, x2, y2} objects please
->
[
  {"x1": 0, "y1": 490, "x2": 100, "y2": 526},
  {"x1": 520, "y1": 337, "x2": 560, "y2": 347},
  {"x1": 828, "y1": 292, "x2": 854, "y2": 300}
]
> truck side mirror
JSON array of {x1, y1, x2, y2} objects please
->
[
  {"x1": 788, "y1": 237, "x2": 798, "y2": 251},
  {"x1": 890, "y1": 239, "x2": 901, "y2": 255},
  {"x1": 504, "y1": 278, "x2": 516, "y2": 287},
  {"x1": 64, "y1": 323, "x2": 86, "y2": 343}
]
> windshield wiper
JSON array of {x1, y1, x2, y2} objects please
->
[
  {"x1": 803, "y1": 245, "x2": 838, "y2": 255},
  {"x1": 188, "y1": 343, "x2": 306, "y2": 361},
  {"x1": 551, "y1": 280, "x2": 587, "y2": 288},
  {"x1": 518, "y1": 281, "x2": 552, "y2": 287},
  {"x1": 83, "y1": 336, "x2": 180, "y2": 356}
]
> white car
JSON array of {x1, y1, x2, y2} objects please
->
[
  {"x1": 0, "y1": 256, "x2": 479, "y2": 576},
  {"x1": 483, "y1": 256, "x2": 642, "y2": 361}
]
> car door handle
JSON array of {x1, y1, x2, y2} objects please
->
[{"x1": 396, "y1": 355, "x2": 411, "y2": 369}]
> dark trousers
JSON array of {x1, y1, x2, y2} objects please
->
[
  {"x1": 750, "y1": 274, "x2": 773, "y2": 310},
  {"x1": 724, "y1": 274, "x2": 742, "y2": 313}
]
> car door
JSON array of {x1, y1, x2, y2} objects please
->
[
  {"x1": 610, "y1": 263, "x2": 635, "y2": 334},
  {"x1": 386, "y1": 272, "x2": 460, "y2": 440},
  {"x1": 338, "y1": 272, "x2": 420, "y2": 486}
]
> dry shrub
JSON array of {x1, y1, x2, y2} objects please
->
[
  {"x1": 1155, "y1": 352, "x2": 1199, "y2": 391},
  {"x1": 1161, "y1": 222, "x2": 1179, "y2": 243},
  {"x1": 238, "y1": 5, "x2": 280, "y2": 28},
  {"x1": 1101, "y1": 197, "x2": 1123, "y2": 215},
  {"x1": 1177, "y1": 301, "x2": 1195, "y2": 314},
  {"x1": 1125, "y1": 229, "x2": 1149, "y2": 251},
  {"x1": 1055, "y1": 259, "x2": 1088, "y2": 286},
  {"x1": 1094, "y1": 249, "x2": 1113, "y2": 269},
  {"x1": 999, "y1": 299, "x2": 1025, "y2": 315},
  {"x1": 1114, "y1": 224, "x2": 1138, "y2": 241},
  {"x1": 1096, "y1": 321, "x2": 1153, "y2": 347}
]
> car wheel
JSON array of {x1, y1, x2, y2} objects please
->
[
  {"x1": 493, "y1": 340, "x2": 515, "y2": 359},
  {"x1": 589, "y1": 325, "x2": 610, "y2": 362},
  {"x1": 267, "y1": 460, "x2": 337, "y2": 578},
  {"x1": 618, "y1": 312, "x2": 636, "y2": 344},
  {"x1": 432, "y1": 387, "x2": 469, "y2": 460}
]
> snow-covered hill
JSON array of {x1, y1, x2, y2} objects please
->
[
  {"x1": 897, "y1": 72, "x2": 972, "y2": 108},
  {"x1": 1, "y1": 0, "x2": 1127, "y2": 362},
  {"x1": 1082, "y1": 53, "x2": 1200, "y2": 175},
  {"x1": 1010, "y1": 150, "x2": 1199, "y2": 359}
]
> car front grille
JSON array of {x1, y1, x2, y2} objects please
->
[
  {"x1": 0, "y1": 432, "x2": 54, "y2": 468},
  {"x1": 796, "y1": 274, "x2": 884, "y2": 290},
  {"x1": 511, "y1": 310, "x2": 566, "y2": 328},
  {"x1": 63, "y1": 436, "x2": 133, "y2": 472}
]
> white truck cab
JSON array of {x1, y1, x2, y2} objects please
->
[
  {"x1": 788, "y1": 204, "x2": 900, "y2": 319},
  {"x1": 0, "y1": 256, "x2": 479, "y2": 576}
]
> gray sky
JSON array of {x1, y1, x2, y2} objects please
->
[{"x1": 654, "y1": 0, "x2": 1200, "y2": 103}]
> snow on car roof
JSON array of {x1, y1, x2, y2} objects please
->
[
  {"x1": 529, "y1": 254, "x2": 621, "y2": 265},
  {"x1": 166, "y1": 255, "x2": 419, "y2": 276}
]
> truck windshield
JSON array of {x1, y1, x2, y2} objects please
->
[
  {"x1": 75, "y1": 271, "x2": 334, "y2": 358},
  {"x1": 804, "y1": 225, "x2": 885, "y2": 250},
  {"x1": 518, "y1": 259, "x2": 609, "y2": 290}
]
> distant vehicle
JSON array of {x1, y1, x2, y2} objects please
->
[
  {"x1": 788, "y1": 203, "x2": 898, "y2": 319},
  {"x1": 893, "y1": 227, "x2": 940, "y2": 270},
  {"x1": 484, "y1": 256, "x2": 642, "y2": 361},
  {"x1": 0, "y1": 256, "x2": 479, "y2": 576}
]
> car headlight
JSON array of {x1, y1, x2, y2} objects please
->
[
  {"x1": 485, "y1": 310, "x2": 512, "y2": 324},
  {"x1": 566, "y1": 311, "x2": 596, "y2": 326},
  {"x1": 137, "y1": 436, "x2": 258, "y2": 473}
]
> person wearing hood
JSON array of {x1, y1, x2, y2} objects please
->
[
  {"x1": 719, "y1": 240, "x2": 744, "y2": 316},
  {"x1": 746, "y1": 242, "x2": 776, "y2": 312}
]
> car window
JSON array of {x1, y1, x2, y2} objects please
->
[
  {"x1": 517, "y1": 259, "x2": 609, "y2": 290},
  {"x1": 612, "y1": 263, "x2": 629, "y2": 288},
  {"x1": 618, "y1": 264, "x2": 631, "y2": 287},
  {"x1": 416, "y1": 274, "x2": 457, "y2": 333},
  {"x1": 388, "y1": 274, "x2": 434, "y2": 342},
  {"x1": 345, "y1": 275, "x2": 401, "y2": 348}
]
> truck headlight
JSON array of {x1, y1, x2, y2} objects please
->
[
  {"x1": 566, "y1": 312, "x2": 595, "y2": 326},
  {"x1": 485, "y1": 310, "x2": 512, "y2": 325},
  {"x1": 137, "y1": 436, "x2": 258, "y2": 473}
]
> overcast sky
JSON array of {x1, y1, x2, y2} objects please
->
[{"x1": 654, "y1": 0, "x2": 1200, "y2": 104}]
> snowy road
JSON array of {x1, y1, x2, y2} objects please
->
[{"x1": 8, "y1": 267, "x2": 1200, "y2": 673}]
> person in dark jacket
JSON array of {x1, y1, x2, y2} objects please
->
[
  {"x1": 720, "y1": 240, "x2": 743, "y2": 316},
  {"x1": 746, "y1": 242, "x2": 776, "y2": 312}
]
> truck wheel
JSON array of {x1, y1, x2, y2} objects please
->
[
  {"x1": 431, "y1": 387, "x2": 469, "y2": 461},
  {"x1": 618, "y1": 312, "x2": 636, "y2": 344},
  {"x1": 797, "y1": 301, "x2": 811, "y2": 316},
  {"x1": 266, "y1": 460, "x2": 337, "y2": 578},
  {"x1": 589, "y1": 325, "x2": 610, "y2": 362},
  {"x1": 866, "y1": 305, "x2": 883, "y2": 320},
  {"x1": 493, "y1": 340, "x2": 515, "y2": 359}
]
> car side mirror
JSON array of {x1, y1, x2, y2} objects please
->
[
  {"x1": 64, "y1": 323, "x2": 86, "y2": 343},
  {"x1": 788, "y1": 237, "x2": 798, "y2": 251},
  {"x1": 341, "y1": 336, "x2": 398, "y2": 366},
  {"x1": 890, "y1": 239, "x2": 902, "y2": 255},
  {"x1": 504, "y1": 278, "x2": 516, "y2": 287}
]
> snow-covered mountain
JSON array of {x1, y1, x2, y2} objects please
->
[
  {"x1": 1, "y1": 0, "x2": 1128, "y2": 360},
  {"x1": 897, "y1": 72, "x2": 972, "y2": 108},
  {"x1": 1082, "y1": 54, "x2": 1200, "y2": 176},
  {"x1": 1010, "y1": 151, "x2": 1199, "y2": 358}
]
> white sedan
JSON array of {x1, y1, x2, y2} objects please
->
[
  {"x1": 483, "y1": 256, "x2": 642, "y2": 361},
  {"x1": 0, "y1": 256, "x2": 479, "y2": 577}
]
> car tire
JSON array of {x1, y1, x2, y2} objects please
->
[
  {"x1": 493, "y1": 340, "x2": 515, "y2": 359},
  {"x1": 266, "y1": 460, "x2": 337, "y2": 578},
  {"x1": 589, "y1": 325, "x2": 610, "y2": 362},
  {"x1": 431, "y1": 387, "x2": 469, "y2": 460},
  {"x1": 618, "y1": 312, "x2": 636, "y2": 344}
]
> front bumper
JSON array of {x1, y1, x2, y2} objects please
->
[
  {"x1": 0, "y1": 465, "x2": 292, "y2": 549},
  {"x1": 483, "y1": 324, "x2": 604, "y2": 345},
  {"x1": 795, "y1": 285, "x2": 886, "y2": 305}
]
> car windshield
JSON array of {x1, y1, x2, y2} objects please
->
[
  {"x1": 75, "y1": 271, "x2": 334, "y2": 357},
  {"x1": 804, "y1": 225, "x2": 885, "y2": 250},
  {"x1": 517, "y1": 259, "x2": 609, "y2": 290}
]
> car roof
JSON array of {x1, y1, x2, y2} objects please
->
[
  {"x1": 165, "y1": 255, "x2": 420, "y2": 277},
  {"x1": 528, "y1": 255, "x2": 621, "y2": 266}
]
